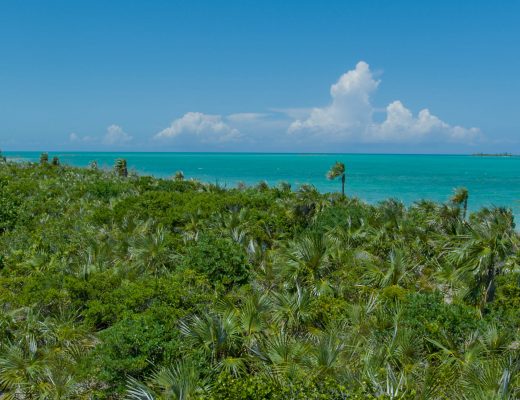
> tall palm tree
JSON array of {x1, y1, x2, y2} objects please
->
[
  {"x1": 277, "y1": 181, "x2": 291, "y2": 193},
  {"x1": 40, "y1": 152, "x2": 49, "y2": 165},
  {"x1": 114, "y1": 158, "x2": 128, "y2": 177},
  {"x1": 326, "y1": 161, "x2": 346, "y2": 197},
  {"x1": 173, "y1": 171, "x2": 184, "y2": 181},
  {"x1": 451, "y1": 187, "x2": 469, "y2": 220}
]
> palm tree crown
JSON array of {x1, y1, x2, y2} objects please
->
[
  {"x1": 451, "y1": 187, "x2": 469, "y2": 219},
  {"x1": 326, "y1": 161, "x2": 346, "y2": 196},
  {"x1": 114, "y1": 158, "x2": 128, "y2": 177},
  {"x1": 39, "y1": 152, "x2": 49, "y2": 165}
]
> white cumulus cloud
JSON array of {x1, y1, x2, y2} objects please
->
[
  {"x1": 370, "y1": 101, "x2": 480, "y2": 142},
  {"x1": 102, "y1": 125, "x2": 132, "y2": 145},
  {"x1": 155, "y1": 112, "x2": 241, "y2": 143},
  {"x1": 289, "y1": 61, "x2": 480, "y2": 143}
]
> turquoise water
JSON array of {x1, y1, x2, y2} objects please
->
[{"x1": 5, "y1": 152, "x2": 520, "y2": 221}]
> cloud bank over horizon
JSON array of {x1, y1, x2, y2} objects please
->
[
  {"x1": 288, "y1": 62, "x2": 480, "y2": 144},
  {"x1": 69, "y1": 124, "x2": 133, "y2": 147},
  {"x1": 153, "y1": 61, "x2": 480, "y2": 150},
  {"x1": 59, "y1": 62, "x2": 481, "y2": 152}
]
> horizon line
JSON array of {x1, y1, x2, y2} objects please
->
[{"x1": 3, "y1": 150, "x2": 518, "y2": 157}]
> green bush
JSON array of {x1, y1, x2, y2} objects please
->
[
  {"x1": 401, "y1": 292, "x2": 482, "y2": 347},
  {"x1": 180, "y1": 233, "x2": 250, "y2": 287}
]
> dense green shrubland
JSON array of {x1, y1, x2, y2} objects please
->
[{"x1": 0, "y1": 161, "x2": 518, "y2": 399}]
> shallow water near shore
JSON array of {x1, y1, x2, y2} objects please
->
[{"x1": 6, "y1": 152, "x2": 520, "y2": 221}]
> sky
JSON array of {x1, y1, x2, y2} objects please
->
[{"x1": 1, "y1": 0, "x2": 519, "y2": 153}]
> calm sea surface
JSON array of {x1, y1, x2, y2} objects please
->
[{"x1": 5, "y1": 152, "x2": 520, "y2": 221}]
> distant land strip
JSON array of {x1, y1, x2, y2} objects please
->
[{"x1": 471, "y1": 152, "x2": 517, "y2": 157}]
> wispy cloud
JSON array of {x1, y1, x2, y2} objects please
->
[
  {"x1": 69, "y1": 125, "x2": 133, "y2": 147},
  {"x1": 69, "y1": 132, "x2": 94, "y2": 143},
  {"x1": 227, "y1": 113, "x2": 270, "y2": 123},
  {"x1": 102, "y1": 124, "x2": 133, "y2": 145}
]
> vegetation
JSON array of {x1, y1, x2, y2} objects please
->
[
  {"x1": 173, "y1": 171, "x2": 185, "y2": 181},
  {"x1": 0, "y1": 160, "x2": 519, "y2": 399},
  {"x1": 472, "y1": 152, "x2": 515, "y2": 157},
  {"x1": 51, "y1": 156, "x2": 60, "y2": 167},
  {"x1": 326, "y1": 161, "x2": 346, "y2": 196},
  {"x1": 450, "y1": 187, "x2": 469, "y2": 220},
  {"x1": 115, "y1": 159, "x2": 128, "y2": 177},
  {"x1": 39, "y1": 152, "x2": 49, "y2": 165}
]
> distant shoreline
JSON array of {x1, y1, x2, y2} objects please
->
[
  {"x1": 471, "y1": 152, "x2": 518, "y2": 157},
  {"x1": 3, "y1": 150, "x2": 520, "y2": 157}
]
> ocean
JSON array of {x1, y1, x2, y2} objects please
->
[{"x1": 4, "y1": 152, "x2": 520, "y2": 221}]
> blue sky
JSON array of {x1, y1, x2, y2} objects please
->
[{"x1": 1, "y1": 0, "x2": 519, "y2": 153}]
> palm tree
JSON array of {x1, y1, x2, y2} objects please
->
[
  {"x1": 288, "y1": 184, "x2": 325, "y2": 223},
  {"x1": 181, "y1": 210, "x2": 204, "y2": 242},
  {"x1": 277, "y1": 233, "x2": 331, "y2": 284},
  {"x1": 216, "y1": 208, "x2": 250, "y2": 240},
  {"x1": 459, "y1": 355, "x2": 520, "y2": 400},
  {"x1": 309, "y1": 331, "x2": 345, "y2": 378},
  {"x1": 0, "y1": 308, "x2": 93, "y2": 400},
  {"x1": 253, "y1": 331, "x2": 311, "y2": 383},
  {"x1": 126, "y1": 360, "x2": 210, "y2": 400},
  {"x1": 433, "y1": 261, "x2": 466, "y2": 303},
  {"x1": 179, "y1": 312, "x2": 242, "y2": 365},
  {"x1": 256, "y1": 181, "x2": 269, "y2": 191},
  {"x1": 128, "y1": 225, "x2": 173, "y2": 276},
  {"x1": 40, "y1": 152, "x2": 49, "y2": 165},
  {"x1": 326, "y1": 161, "x2": 346, "y2": 197},
  {"x1": 0, "y1": 342, "x2": 43, "y2": 398},
  {"x1": 365, "y1": 249, "x2": 414, "y2": 289},
  {"x1": 173, "y1": 171, "x2": 184, "y2": 181},
  {"x1": 446, "y1": 207, "x2": 517, "y2": 307},
  {"x1": 114, "y1": 158, "x2": 128, "y2": 177},
  {"x1": 451, "y1": 187, "x2": 469, "y2": 220},
  {"x1": 270, "y1": 285, "x2": 314, "y2": 333},
  {"x1": 277, "y1": 181, "x2": 291, "y2": 193},
  {"x1": 237, "y1": 292, "x2": 269, "y2": 347}
]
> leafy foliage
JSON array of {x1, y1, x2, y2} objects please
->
[{"x1": 0, "y1": 160, "x2": 518, "y2": 399}]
